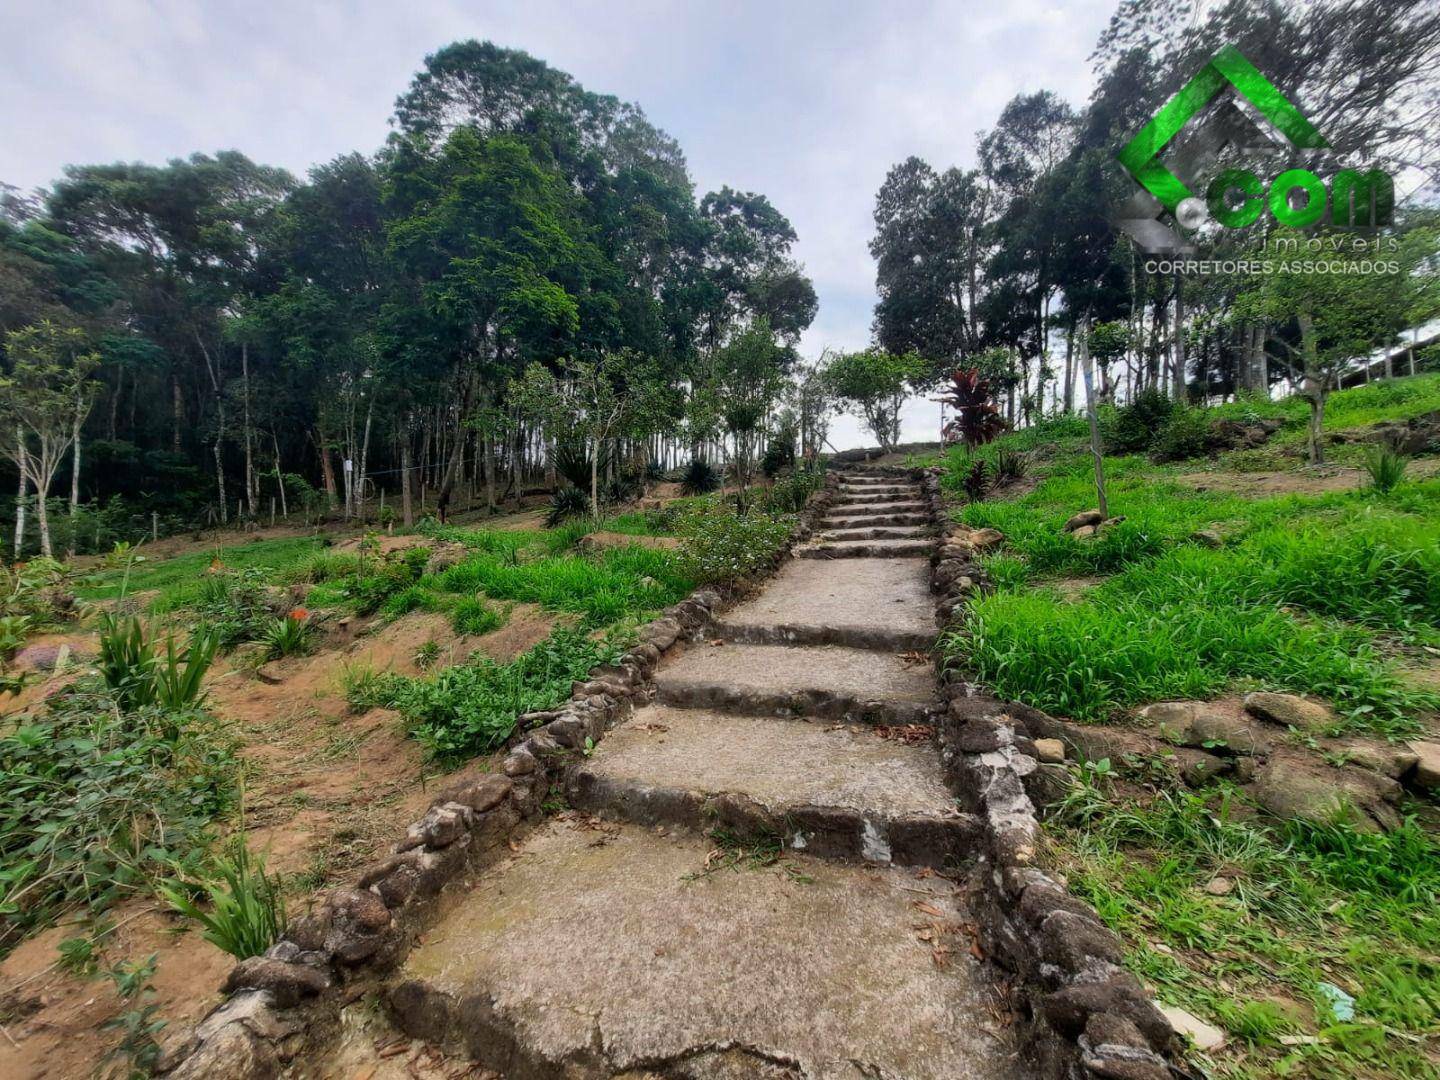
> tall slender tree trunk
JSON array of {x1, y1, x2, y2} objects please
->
[
  {"x1": 13, "y1": 427, "x2": 27, "y2": 558},
  {"x1": 401, "y1": 430, "x2": 414, "y2": 527},
  {"x1": 1063, "y1": 325, "x2": 1076, "y2": 413},
  {"x1": 356, "y1": 400, "x2": 374, "y2": 523},
  {"x1": 67, "y1": 404, "x2": 81, "y2": 557},
  {"x1": 242, "y1": 341, "x2": 257, "y2": 516},
  {"x1": 1172, "y1": 272, "x2": 1186, "y2": 401},
  {"x1": 272, "y1": 431, "x2": 288, "y2": 518},
  {"x1": 317, "y1": 434, "x2": 337, "y2": 510},
  {"x1": 172, "y1": 374, "x2": 183, "y2": 453},
  {"x1": 1298, "y1": 313, "x2": 1325, "y2": 465}
]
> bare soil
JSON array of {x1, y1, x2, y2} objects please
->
[{"x1": 0, "y1": 605, "x2": 557, "y2": 1079}]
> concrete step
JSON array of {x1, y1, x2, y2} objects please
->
[
  {"x1": 712, "y1": 556, "x2": 938, "y2": 650},
  {"x1": 828, "y1": 499, "x2": 929, "y2": 518},
  {"x1": 386, "y1": 821, "x2": 1019, "y2": 1078},
  {"x1": 654, "y1": 642, "x2": 939, "y2": 723},
  {"x1": 822, "y1": 511, "x2": 931, "y2": 530},
  {"x1": 568, "y1": 705, "x2": 979, "y2": 866},
  {"x1": 837, "y1": 472, "x2": 910, "y2": 486},
  {"x1": 800, "y1": 538, "x2": 933, "y2": 559},
  {"x1": 821, "y1": 525, "x2": 932, "y2": 541},
  {"x1": 834, "y1": 488, "x2": 921, "y2": 504}
]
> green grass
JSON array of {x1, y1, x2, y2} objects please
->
[
  {"x1": 1050, "y1": 774, "x2": 1440, "y2": 1079},
  {"x1": 77, "y1": 536, "x2": 326, "y2": 607}
]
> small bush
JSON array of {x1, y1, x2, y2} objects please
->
[
  {"x1": 1103, "y1": 389, "x2": 1175, "y2": 454},
  {"x1": 1363, "y1": 444, "x2": 1410, "y2": 493},
  {"x1": 157, "y1": 843, "x2": 286, "y2": 959},
  {"x1": 98, "y1": 615, "x2": 217, "y2": 711},
  {"x1": 1151, "y1": 407, "x2": 1212, "y2": 462},
  {"x1": 760, "y1": 436, "x2": 796, "y2": 478},
  {"x1": 992, "y1": 448, "x2": 1029, "y2": 487},
  {"x1": 546, "y1": 486, "x2": 592, "y2": 528},
  {"x1": 675, "y1": 500, "x2": 793, "y2": 586},
  {"x1": 452, "y1": 596, "x2": 505, "y2": 636},
  {"x1": 260, "y1": 611, "x2": 312, "y2": 659},
  {"x1": 761, "y1": 469, "x2": 823, "y2": 513},
  {"x1": 680, "y1": 459, "x2": 721, "y2": 495},
  {"x1": 339, "y1": 661, "x2": 395, "y2": 713}
]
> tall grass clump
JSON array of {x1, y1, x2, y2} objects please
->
[
  {"x1": 1362, "y1": 444, "x2": 1410, "y2": 493},
  {"x1": 157, "y1": 843, "x2": 286, "y2": 959}
]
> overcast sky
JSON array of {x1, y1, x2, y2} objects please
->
[{"x1": 1, "y1": 0, "x2": 1113, "y2": 449}]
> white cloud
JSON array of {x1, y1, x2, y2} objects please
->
[{"x1": 0, "y1": 0, "x2": 1113, "y2": 448}]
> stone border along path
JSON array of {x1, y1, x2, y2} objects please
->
[{"x1": 155, "y1": 466, "x2": 1186, "y2": 1080}]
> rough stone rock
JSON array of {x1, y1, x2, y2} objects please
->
[
  {"x1": 432, "y1": 773, "x2": 513, "y2": 814},
  {"x1": 545, "y1": 716, "x2": 590, "y2": 749},
  {"x1": 222, "y1": 957, "x2": 329, "y2": 1008},
  {"x1": 1084, "y1": 1012, "x2": 1151, "y2": 1051},
  {"x1": 1042, "y1": 977, "x2": 1175, "y2": 1051},
  {"x1": 1033, "y1": 738, "x2": 1066, "y2": 764},
  {"x1": 639, "y1": 618, "x2": 682, "y2": 651},
  {"x1": 1158, "y1": 1005, "x2": 1226, "y2": 1051},
  {"x1": 397, "y1": 801, "x2": 473, "y2": 852},
  {"x1": 1244, "y1": 691, "x2": 1337, "y2": 732},
  {"x1": 1406, "y1": 739, "x2": 1440, "y2": 790},
  {"x1": 1251, "y1": 761, "x2": 1400, "y2": 832},
  {"x1": 1038, "y1": 910, "x2": 1125, "y2": 971},
  {"x1": 1203, "y1": 876, "x2": 1234, "y2": 897},
  {"x1": 968, "y1": 527, "x2": 1005, "y2": 552},
  {"x1": 1141, "y1": 701, "x2": 1270, "y2": 756},
  {"x1": 1190, "y1": 529, "x2": 1223, "y2": 548},
  {"x1": 502, "y1": 748, "x2": 538, "y2": 776},
  {"x1": 1071, "y1": 524, "x2": 1099, "y2": 540},
  {"x1": 424, "y1": 541, "x2": 470, "y2": 575},
  {"x1": 1173, "y1": 748, "x2": 1232, "y2": 787},
  {"x1": 1064, "y1": 509, "x2": 1105, "y2": 533},
  {"x1": 624, "y1": 642, "x2": 662, "y2": 671},
  {"x1": 324, "y1": 887, "x2": 394, "y2": 964},
  {"x1": 164, "y1": 1022, "x2": 280, "y2": 1080},
  {"x1": 1335, "y1": 741, "x2": 1419, "y2": 779},
  {"x1": 1082, "y1": 1057, "x2": 1171, "y2": 1080}
]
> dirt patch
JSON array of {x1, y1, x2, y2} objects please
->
[
  {"x1": 1180, "y1": 456, "x2": 1440, "y2": 498},
  {"x1": 1052, "y1": 576, "x2": 1106, "y2": 602},
  {"x1": 0, "y1": 902, "x2": 232, "y2": 1080},
  {"x1": 0, "y1": 605, "x2": 558, "y2": 1078}
]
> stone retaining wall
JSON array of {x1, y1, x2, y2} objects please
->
[
  {"x1": 918, "y1": 466, "x2": 1190, "y2": 1080},
  {"x1": 156, "y1": 482, "x2": 842, "y2": 1079}
]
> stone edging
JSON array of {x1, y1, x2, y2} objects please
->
[
  {"x1": 156, "y1": 482, "x2": 840, "y2": 1080},
  {"x1": 918, "y1": 465, "x2": 1189, "y2": 1080}
]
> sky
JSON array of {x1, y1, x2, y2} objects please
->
[{"x1": 1, "y1": 0, "x2": 1114, "y2": 449}]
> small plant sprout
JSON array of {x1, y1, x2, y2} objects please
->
[{"x1": 414, "y1": 639, "x2": 442, "y2": 671}]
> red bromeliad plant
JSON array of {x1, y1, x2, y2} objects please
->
[{"x1": 939, "y1": 368, "x2": 1008, "y2": 448}]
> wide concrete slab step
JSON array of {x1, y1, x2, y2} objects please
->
[
  {"x1": 828, "y1": 499, "x2": 929, "y2": 517},
  {"x1": 568, "y1": 705, "x2": 979, "y2": 866},
  {"x1": 386, "y1": 821, "x2": 1019, "y2": 1079},
  {"x1": 837, "y1": 472, "x2": 910, "y2": 485},
  {"x1": 654, "y1": 642, "x2": 939, "y2": 723},
  {"x1": 800, "y1": 538, "x2": 933, "y2": 559},
  {"x1": 822, "y1": 511, "x2": 931, "y2": 530},
  {"x1": 835, "y1": 488, "x2": 921, "y2": 504},
  {"x1": 712, "y1": 556, "x2": 937, "y2": 650},
  {"x1": 821, "y1": 525, "x2": 932, "y2": 541}
]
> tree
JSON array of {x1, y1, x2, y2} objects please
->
[
  {"x1": 823, "y1": 348, "x2": 926, "y2": 454},
  {"x1": 0, "y1": 322, "x2": 100, "y2": 557},
  {"x1": 706, "y1": 321, "x2": 789, "y2": 511}
]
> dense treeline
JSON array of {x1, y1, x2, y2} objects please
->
[
  {"x1": 0, "y1": 42, "x2": 819, "y2": 556},
  {"x1": 872, "y1": 0, "x2": 1440, "y2": 463}
]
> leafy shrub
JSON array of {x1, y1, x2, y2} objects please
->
[
  {"x1": 680, "y1": 458, "x2": 721, "y2": 495},
  {"x1": 345, "y1": 547, "x2": 430, "y2": 614},
  {"x1": 0, "y1": 614, "x2": 31, "y2": 660},
  {"x1": 0, "y1": 683, "x2": 236, "y2": 948},
  {"x1": 547, "y1": 485, "x2": 592, "y2": 527},
  {"x1": 98, "y1": 614, "x2": 217, "y2": 712},
  {"x1": 1363, "y1": 444, "x2": 1410, "y2": 493},
  {"x1": 339, "y1": 661, "x2": 394, "y2": 713},
  {"x1": 961, "y1": 458, "x2": 991, "y2": 501},
  {"x1": 675, "y1": 500, "x2": 793, "y2": 585},
  {"x1": 761, "y1": 468, "x2": 823, "y2": 513},
  {"x1": 1103, "y1": 389, "x2": 1175, "y2": 454},
  {"x1": 760, "y1": 435, "x2": 796, "y2": 478},
  {"x1": 452, "y1": 596, "x2": 505, "y2": 636},
  {"x1": 188, "y1": 567, "x2": 273, "y2": 648},
  {"x1": 1151, "y1": 406, "x2": 1212, "y2": 462},
  {"x1": 260, "y1": 611, "x2": 312, "y2": 659},
  {"x1": 157, "y1": 843, "x2": 286, "y2": 959},
  {"x1": 386, "y1": 628, "x2": 626, "y2": 758},
  {"x1": 992, "y1": 448, "x2": 1029, "y2": 487}
]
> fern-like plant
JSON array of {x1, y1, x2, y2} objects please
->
[
  {"x1": 261, "y1": 610, "x2": 312, "y2": 659},
  {"x1": 1363, "y1": 444, "x2": 1409, "y2": 493},
  {"x1": 680, "y1": 458, "x2": 720, "y2": 495},
  {"x1": 546, "y1": 486, "x2": 592, "y2": 527},
  {"x1": 157, "y1": 844, "x2": 286, "y2": 959}
]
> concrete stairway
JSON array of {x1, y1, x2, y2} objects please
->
[
  {"x1": 800, "y1": 473, "x2": 937, "y2": 559},
  {"x1": 382, "y1": 470, "x2": 1020, "y2": 1079}
]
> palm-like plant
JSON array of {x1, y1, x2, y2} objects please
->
[{"x1": 939, "y1": 368, "x2": 1008, "y2": 449}]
